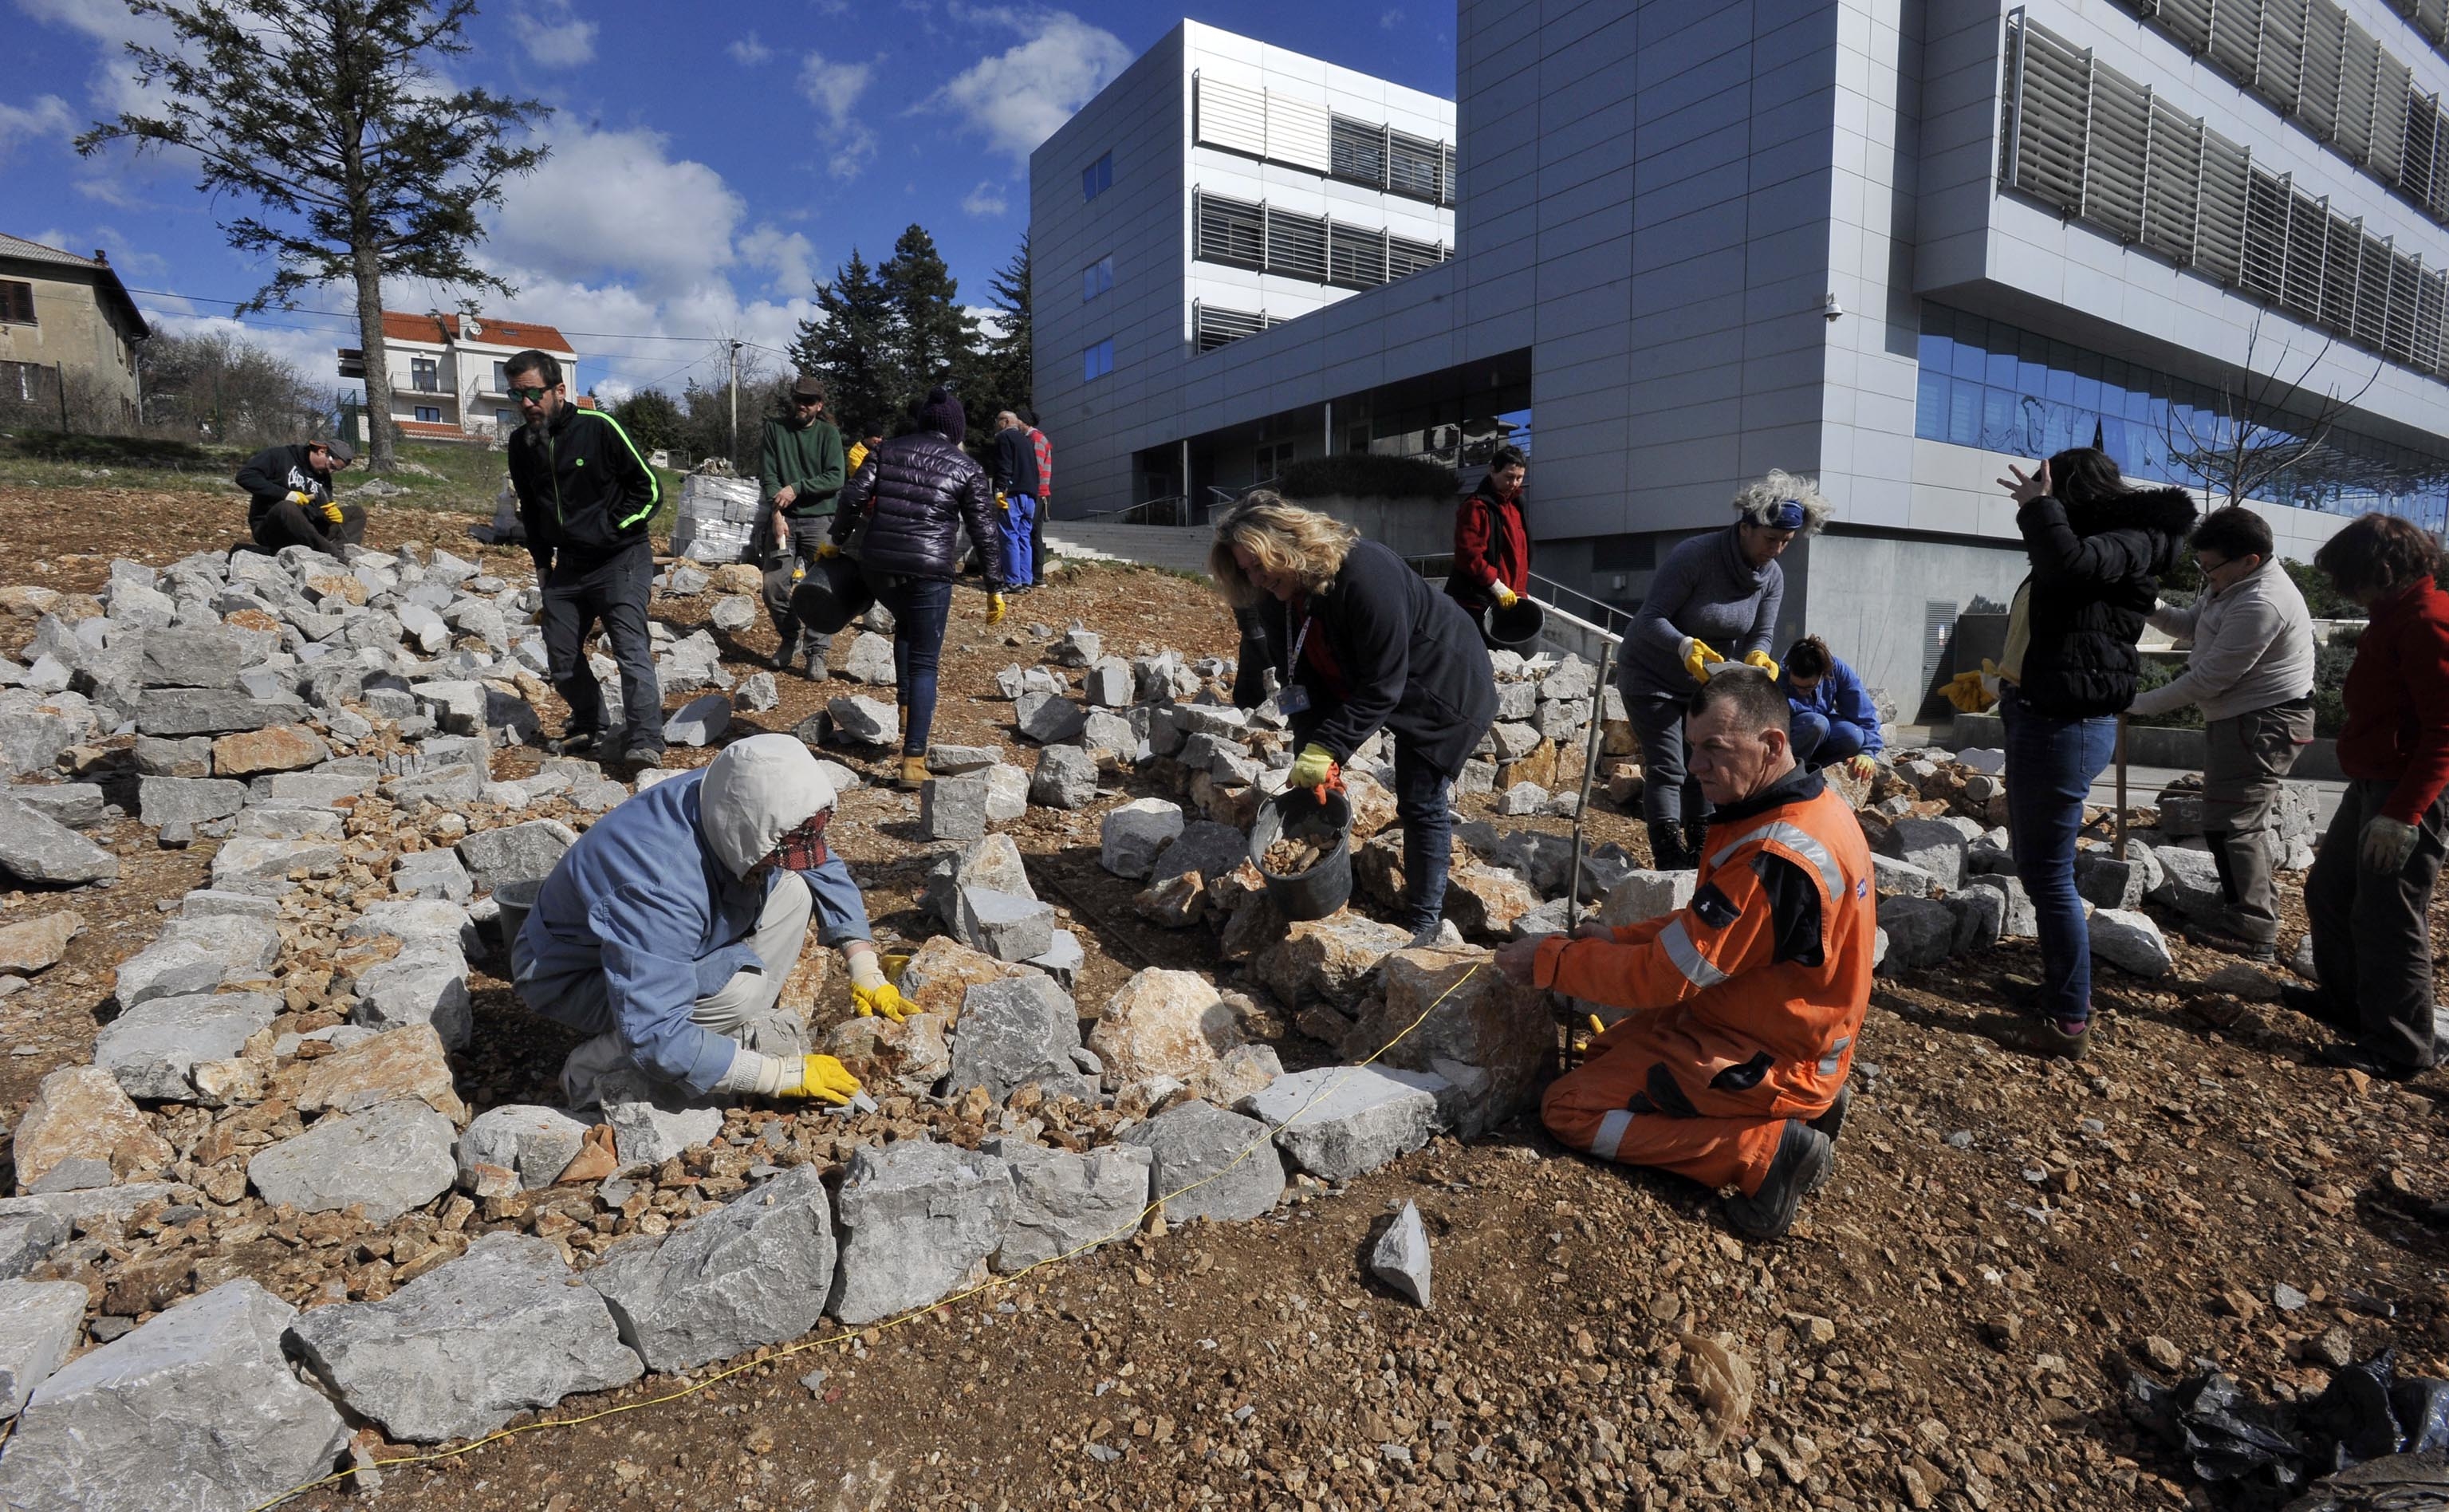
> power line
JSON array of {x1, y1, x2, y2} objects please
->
[{"x1": 122, "y1": 286, "x2": 809, "y2": 348}]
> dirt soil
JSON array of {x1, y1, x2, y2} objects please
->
[{"x1": 2, "y1": 485, "x2": 2445, "y2": 1512}]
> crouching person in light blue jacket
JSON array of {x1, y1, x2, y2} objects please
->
[
  {"x1": 511, "y1": 733, "x2": 910, "y2": 1108},
  {"x1": 1778, "y1": 635, "x2": 1884, "y2": 776}
]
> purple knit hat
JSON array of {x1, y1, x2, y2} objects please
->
[{"x1": 918, "y1": 385, "x2": 965, "y2": 447}]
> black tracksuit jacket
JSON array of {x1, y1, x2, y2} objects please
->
[{"x1": 507, "y1": 404, "x2": 660, "y2": 574}]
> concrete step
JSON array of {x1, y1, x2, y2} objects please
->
[{"x1": 1044, "y1": 522, "x2": 1213, "y2": 577}]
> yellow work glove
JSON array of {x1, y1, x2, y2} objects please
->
[
  {"x1": 815, "y1": 541, "x2": 841, "y2": 560},
  {"x1": 1843, "y1": 753, "x2": 1879, "y2": 781},
  {"x1": 1289, "y1": 742, "x2": 1338, "y2": 791},
  {"x1": 777, "y1": 1053, "x2": 863, "y2": 1105},
  {"x1": 985, "y1": 591, "x2": 1008, "y2": 626},
  {"x1": 285, "y1": 490, "x2": 313, "y2": 507},
  {"x1": 1491, "y1": 583, "x2": 1520, "y2": 609},
  {"x1": 1943, "y1": 659, "x2": 2002, "y2": 714},
  {"x1": 1677, "y1": 636, "x2": 1725, "y2": 684},
  {"x1": 847, "y1": 948, "x2": 911, "y2": 1022},
  {"x1": 1744, "y1": 649, "x2": 1780, "y2": 679},
  {"x1": 320, "y1": 500, "x2": 345, "y2": 525},
  {"x1": 997, "y1": 490, "x2": 1010, "y2": 512}
]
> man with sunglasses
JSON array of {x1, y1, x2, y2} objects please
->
[
  {"x1": 758, "y1": 375, "x2": 847, "y2": 673},
  {"x1": 504, "y1": 348, "x2": 667, "y2": 769},
  {"x1": 236, "y1": 435, "x2": 365, "y2": 553},
  {"x1": 511, "y1": 734, "x2": 908, "y2": 1109}
]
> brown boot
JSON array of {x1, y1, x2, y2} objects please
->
[{"x1": 898, "y1": 754, "x2": 929, "y2": 791}]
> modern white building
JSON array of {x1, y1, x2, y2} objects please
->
[
  {"x1": 1033, "y1": 4, "x2": 2449, "y2": 710},
  {"x1": 339, "y1": 311, "x2": 577, "y2": 445}
]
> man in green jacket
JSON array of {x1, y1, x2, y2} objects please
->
[{"x1": 759, "y1": 375, "x2": 846, "y2": 673}]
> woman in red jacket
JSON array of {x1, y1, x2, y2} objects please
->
[
  {"x1": 1447, "y1": 446, "x2": 1529, "y2": 637},
  {"x1": 2290, "y1": 514, "x2": 2449, "y2": 1080}
]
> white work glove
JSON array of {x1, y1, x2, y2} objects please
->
[
  {"x1": 2360, "y1": 816, "x2": 2421, "y2": 875},
  {"x1": 714, "y1": 1046, "x2": 863, "y2": 1104}
]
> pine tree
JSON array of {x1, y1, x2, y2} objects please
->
[
  {"x1": 878, "y1": 224, "x2": 982, "y2": 433},
  {"x1": 978, "y1": 234, "x2": 1034, "y2": 418},
  {"x1": 77, "y1": 0, "x2": 549, "y2": 468},
  {"x1": 792, "y1": 250, "x2": 898, "y2": 439}
]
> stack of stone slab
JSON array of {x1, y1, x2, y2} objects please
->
[{"x1": 668, "y1": 472, "x2": 762, "y2": 563}]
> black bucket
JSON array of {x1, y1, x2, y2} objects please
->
[
  {"x1": 492, "y1": 877, "x2": 544, "y2": 962},
  {"x1": 783, "y1": 553, "x2": 876, "y2": 637},
  {"x1": 1250, "y1": 786, "x2": 1354, "y2": 922},
  {"x1": 1482, "y1": 597, "x2": 1545, "y2": 652}
]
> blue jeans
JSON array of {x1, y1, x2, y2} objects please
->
[
  {"x1": 1393, "y1": 738, "x2": 1456, "y2": 932},
  {"x1": 2001, "y1": 687, "x2": 2118, "y2": 1022},
  {"x1": 1790, "y1": 711, "x2": 1869, "y2": 766},
  {"x1": 874, "y1": 576, "x2": 952, "y2": 754},
  {"x1": 1000, "y1": 494, "x2": 1037, "y2": 587}
]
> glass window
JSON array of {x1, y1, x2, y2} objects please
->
[
  {"x1": 492, "y1": 360, "x2": 510, "y2": 392},
  {"x1": 1915, "y1": 369, "x2": 1950, "y2": 438},
  {"x1": 1918, "y1": 325, "x2": 1952, "y2": 374},
  {"x1": 1084, "y1": 338, "x2": 1114, "y2": 381},
  {"x1": 414, "y1": 405, "x2": 441, "y2": 423},
  {"x1": 1082, "y1": 255, "x2": 1114, "y2": 301},
  {"x1": 1948, "y1": 378, "x2": 1982, "y2": 447},
  {"x1": 1082, "y1": 152, "x2": 1112, "y2": 202}
]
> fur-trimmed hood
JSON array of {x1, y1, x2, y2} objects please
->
[{"x1": 2062, "y1": 484, "x2": 2197, "y2": 563}]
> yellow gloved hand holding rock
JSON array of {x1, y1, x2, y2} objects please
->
[
  {"x1": 847, "y1": 947, "x2": 910, "y2": 1022},
  {"x1": 777, "y1": 1053, "x2": 863, "y2": 1105},
  {"x1": 320, "y1": 500, "x2": 345, "y2": 525},
  {"x1": 285, "y1": 490, "x2": 313, "y2": 507},
  {"x1": 1289, "y1": 742, "x2": 1338, "y2": 793},
  {"x1": 1490, "y1": 583, "x2": 1520, "y2": 610},
  {"x1": 984, "y1": 591, "x2": 1008, "y2": 626},
  {"x1": 1677, "y1": 636, "x2": 1726, "y2": 684},
  {"x1": 1843, "y1": 753, "x2": 1879, "y2": 781},
  {"x1": 1743, "y1": 649, "x2": 1780, "y2": 679}
]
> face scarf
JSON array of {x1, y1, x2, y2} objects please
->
[{"x1": 762, "y1": 809, "x2": 833, "y2": 873}]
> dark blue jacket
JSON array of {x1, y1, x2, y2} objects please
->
[{"x1": 1780, "y1": 655, "x2": 1884, "y2": 755}]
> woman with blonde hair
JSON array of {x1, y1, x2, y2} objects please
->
[
  {"x1": 1614, "y1": 470, "x2": 1832, "y2": 868},
  {"x1": 1212, "y1": 493, "x2": 1498, "y2": 945}
]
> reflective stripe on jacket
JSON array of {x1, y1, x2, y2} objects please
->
[{"x1": 1530, "y1": 778, "x2": 1874, "y2": 1117}]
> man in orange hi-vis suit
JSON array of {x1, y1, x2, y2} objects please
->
[{"x1": 1495, "y1": 668, "x2": 1875, "y2": 1239}]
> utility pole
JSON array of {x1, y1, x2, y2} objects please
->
[{"x1": 728, "y1": 340, "x2": 742, "y2": 468}]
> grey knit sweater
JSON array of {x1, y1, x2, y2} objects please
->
[{"x1": 1616, "y1": 526, "x2": 1785, "y2": 700}]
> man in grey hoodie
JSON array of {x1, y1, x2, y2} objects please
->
[
  {"x1": 2128, "y1": 506, "x2": 2316, "y2": 960},
  {"x1": 1616, "y1": 471, "x2": 1831, "y2": 868}
]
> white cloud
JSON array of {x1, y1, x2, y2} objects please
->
[
  {"x1": 512, "y1": 2, "x2": 597, "y2": 68},
  {"x1": 933, "y1": 10, "x2": 1131, "y2": 164},
  {"x1": 738, "y1": 223, "x2": 817, "y2": 295},
  {"x1": 0, "y1": 94, "x2": 74, "y2": 163},
  {"x1": 1380, "y1": 7, "x2": 1404, "y2": 28},
  {"x1": 486, "y1": 124, "x2": 743, "y2": 295},
  {"x1": 17, "y1": 0, "x2": 183, "y2": 116},
  {"x1": 798, "y1": 52, "x2": 879, "y2": 179},
  {"x1": 727, "y1": 32, "x2": 774, "y2": 65},
  {"x1": 960, "y1": 179, "x2": 1008, "y2": 217}
]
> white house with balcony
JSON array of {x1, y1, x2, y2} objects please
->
[{"x1": 339, "y1": 312, "x2": 578, "y2": 445}]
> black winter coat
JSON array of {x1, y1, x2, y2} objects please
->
[
  {"x1": 234, "y1": 443, "x2": 335, "y2": 529},
  {"x1": 833, "y1": 431, "x2": 1000, "y2": 585},
  {"x1": 1246, "y1": 538, "x2": 1498, "y2": 776},
  {"x1": 506, "y1": 404, "x2": 660, "y2": 569},
  {"x1": 2014, "y1": 485, "x2": 2196, "y2": 719}
]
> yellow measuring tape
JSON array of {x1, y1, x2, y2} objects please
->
[{"x1": 242, "y1": 959, "x2": 1486, "y2": 1510}]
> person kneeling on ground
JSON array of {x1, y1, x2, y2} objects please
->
[
  {"x1": 510, "y1": 733, "x2": 908, "y2": 1108},
  {"x1": 1496, "y1": 670, "x2": 1875, "y2": 1240},
  {"x1": 1777, "y1": 635, "x2": 1881, "y2": 778},
  {"x1": 236, "y1": 436, "x2": 364, "y2": 553}
]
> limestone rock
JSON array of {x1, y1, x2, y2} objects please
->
[
  {"x1": 1254, "y1": 913, "x2": 1415, "y2": 1009},
  {"x1": 1151, "y1": 820, "x2": 1247, "y2": 885},
  {"x1": 1243, "y1": 1064, "x2": 1447, "y2": 1180},
  {"x1": 246, "y1": 1101, "x2": 457, "y2": 1223},
  {"x1": 2148, "y1": 844, "x2": 2227, "y2": 924},
  {"x1": 1100, "y1": 797, "x2": 1184, "y2": 879},
  {"x1": 1445, "y1": 862, "x2": 1540, "y2": 938},
  {"x1": 457, "y1": 1104, "x2": 593, "y2": 1191},
  {"x1": 818, "y1": 1011, "x2": 951, "y2": 1098},
  {"x1": 2090, "y1": 908, "x2": 2173, "y2": 978},
  {"x1": 210, "y1": 725, "x2": 330, "y2": 777},
  {"x1": 826, "y1": 1142, "x2": 1012, "y2": 1327},
  {"x1": 985, "y1": 1138, "x2": 1153, "y2": 1271},
  {"x1": 921, "y1": 774, "x2": 990, "y2": 843},
  {"x1": 921, "y1": 833, "x2": 1035, "y2": 925},
  {"x1": 953, "y1": 886, "x2": 1055, "y2": 963},
  {"x1": 0, "y1": 1214, "x2": 65, "y2": 1284},
  {"x1": 1185, "y1": 1042, "x2": 1283, "y2": 1106},
  {"x1": 662, "y1": 693, "x2": 731, "y2": 748},
  {"x1": 286, "y1": 1233, "x2": 642, "y2": 1444},
  {"x1": 840, "y1": 631, "x2": 896, "y2": 684},
  {"x1": 1350, "y1": 951, "x2": 1550, "y2": 1137},
  {"x1": 946, "y1": 976, "x2": 1091, "y2": 1104},
  {"x1": 982, "y1": 762, "x2": 1029, "y2": 823},
  {"x1": 297, "y1": 1024, "x2": 469, "y2": 1124},
  {"x1": 896, "y1": 936, "x2": 1030, "y2": 1020},
  {"x1": 207, "y1": 837, "x2": 340, "y2": 896},
  {"x1": 1876, "y1": 895, "x2": 1955, "y2": 971},
  {"x1": 350, "y1": 947, "x2": 473, "y2": 1049},
  {"x1": 0, "y1": 795, "x2": 118, "y2": 886},
  {"x1": 0, "y1": 1281, "x2": 348, "y2": 1512},
  {"x1": 1029, "y1": 743, "x2": 1099, "y2": 809},
  {"x1": 136, "y1": 776, "x2": 249, "y2": 826},
  {"x1": 0, "y1": 1278, "x2": 87, "y2": 1418},
  {"x1": 93, "y1": 990, "x2": 280, "y2": 1102},
  {"x1": 13, "y1": 1066, "x2": 171, "y2": 1193},
  {"x1": 1371, "y1": 1200, "x2": 1432, "y2": 1308},
  {"x1": 1876, "y1": 817, "x2": 1967, "y2": 892},
  {"x1": 826, "y1": 695, "x2": 898, "y2": 746},
  {"x1": 0, "y1": 913, "x2": 80, "y2": 976},
  {"x1": 1122, "y1": 1101, "x2": 1285, "y2": 1225},
  {"x1": 1089, "y1": 968, "x2": 1242, "y2": 1086},
  {"x1": 595, "y1": 1072, "x2": 724, "y2": 1166},
  {"x1": 589, "y1": 1165, "x2": 837, "y2": 1370},
  {"x1": 1959, "y1": 873, "x2": 2039, "y2": 939},
  {"x1": 1598, "y1": 869, "x2": 1697, "y2": 927},
  {"x1": 392, "y1": 849, "x2": 474, "y2": 903},
  {"x1": 135, "y1": 687, "x2": 305, "y2": 737},
  {"x1": 455, "y1": 819, "x2": 577, "y2": 893},
  {"x1": 1014, "y1": 692, "x2": 1089, "y2": 745}
]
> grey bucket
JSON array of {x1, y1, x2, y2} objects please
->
[
  {"x1": 1249, "y1": 786, "x2": 1354, "y2": 922},
  {"x1": 1482, "y1": 597, "x2": 1545, "y2": 652},
  {"x1": 492, "y1": 877, "x2": 544, "y2": 960}
]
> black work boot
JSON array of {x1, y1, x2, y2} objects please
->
[
  {"x1": 1683, "y1": 817, "x2": 1712, "y2": 868},
  {"x1": 1723, "y1": 1120, "x2": 1834, "y2": 1242},
  {"x1": 1646, "y1": 821, "x2": 1692, "y2": 872},
  {"x1": 1808, "y1": 1082, "x2": 1853, "y2": 1144},
  {"x1": 2183, "y1": 920, "x2": 2278, "y2": 964}
]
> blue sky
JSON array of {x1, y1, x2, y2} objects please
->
[{"x1": 0, "y1": 0, "x2": 1454, "y2": 404}]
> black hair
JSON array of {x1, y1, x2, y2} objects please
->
[
  {"x1": 2315, "y1": 513, "x2": 2444, "y2": 598},
  {"x1": 2191, "y1": 506, "x2": 2274, "y2": 563},
  {"x1": 2042, "y1": 447, "x2": 2131, "y2": 509},
  {"x1": 1486, "y1": 444, "x2": 1526, "y2": 472},
  {"x1": 1782, "y1": 635, "x2": 1832, "y2": 679},
  {"x1": 504, "y1": 348, "x2": 562, "y2": 387}
]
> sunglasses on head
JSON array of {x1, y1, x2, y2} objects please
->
[{"x1": 510, "y1": 385, "x2": 552, "y2": 403}]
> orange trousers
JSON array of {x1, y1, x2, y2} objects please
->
[{"x1": 1540, "y1": 1045, "x2": 1786, "y2": 1196}]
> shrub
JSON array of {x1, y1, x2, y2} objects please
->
[{"x1": 1279, "y1": 453, "x2": 1458, "y2": 502}]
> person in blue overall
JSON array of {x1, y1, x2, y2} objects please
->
[
  {"x1": 510, "y1": 734, "x2": 909, "y2": 1108},
  {"x1": 1777, "y1": 635, "x2": 1884, "y2": 776}
]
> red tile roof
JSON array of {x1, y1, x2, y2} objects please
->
[
  {"x1": 393, "y1": 419, "x2": 471, "y2": 439},
  {"x1": 379, "y1": 310, "x2": 574, "y2": 355}
]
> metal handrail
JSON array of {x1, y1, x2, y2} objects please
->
[
  {"x1": 1529, "y1": 572, "x2": 1637, "y2": 638},
  {"x1": 1072, "y1": 495, "x2": 1197, "y2": 527}
]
